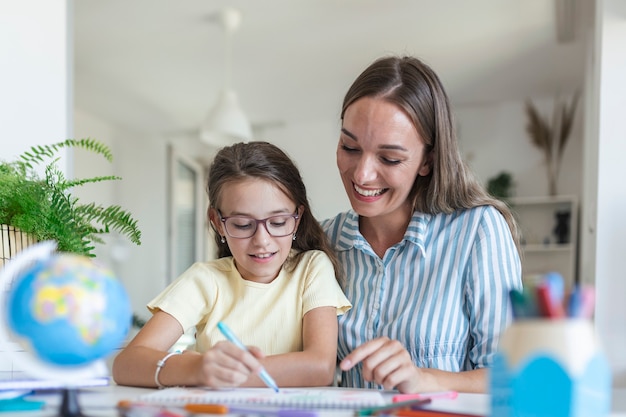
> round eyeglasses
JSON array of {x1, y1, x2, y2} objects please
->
[{"x1": 218, "y1": 211, "x2": 299, "y2": 239}]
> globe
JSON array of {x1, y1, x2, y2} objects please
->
[{"x1": 0, "y1": 241, "x2": 132, "y2": 384}]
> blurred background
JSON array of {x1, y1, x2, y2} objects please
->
[
  {"x1": 69, "y1": 0, "x2": 591, "y2": 301},
  {"x1": 3, "y1": 0, "x2": 626, "y2": 390}
]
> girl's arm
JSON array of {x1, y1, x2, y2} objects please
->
[
  {"x1": 243, "y1": 306, "x2": 339, "y2": 387},
  {"x1": 112, "y1": 311, "x2": 263, "y2": 388}
]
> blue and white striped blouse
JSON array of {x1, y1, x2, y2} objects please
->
[{"x1": 322, "y1": 206, "x2": 522, "y2": 389}]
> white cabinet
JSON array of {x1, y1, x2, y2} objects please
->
[{"x1": 509, "y1": 195, "x2": 578, "y2": 289}]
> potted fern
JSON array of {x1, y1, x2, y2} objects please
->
[{"x1": 0, "y1": 138, "x2": 141, "y2": 260}]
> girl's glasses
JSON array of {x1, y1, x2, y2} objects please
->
[{"x1": 218, "y1": 211, "x2": 299, "y2": 239}]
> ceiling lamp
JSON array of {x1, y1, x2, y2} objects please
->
[{"x1": 200, "y1": 8, "x2": 252, "y2": 147}]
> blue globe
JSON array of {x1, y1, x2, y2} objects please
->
[{"x1": 3, "y1": 248, "x2": 131, "y2": 368}]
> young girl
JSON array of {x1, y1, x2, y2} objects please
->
[{"x1": 112, "y1": 141, "x2": 351, "y2": 389}]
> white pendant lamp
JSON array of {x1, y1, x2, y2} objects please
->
[{"x1": 200, "y1": 8, "x2": 252, "y2": 147}]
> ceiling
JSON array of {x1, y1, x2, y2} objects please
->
[{"x1": 74, "y1": 0, "x2": 590, "y2": 137}]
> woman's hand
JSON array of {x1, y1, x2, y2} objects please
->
[
  {"x1": 194, "y1": 342, "x2": 266, "y2": 388},
  {"x1": 339, "y1": 337, "x2": 488, "y2": 393},
  {"x1": 339, "y1": 336, "x2": 426, "y2": 393}
]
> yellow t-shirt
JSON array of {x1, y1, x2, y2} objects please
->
[{"x1": 147, "y1": 250, "x2": 351, "y2": 354}]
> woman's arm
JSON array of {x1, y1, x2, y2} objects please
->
[
  {"x1": 243, "y1": 306, "x2": 339, "y2": 387},
  {"x1": 112, "y1": 311, "x2": 263, "y2": 388},
  {"x1": 339, "y1": 337, "x2": 487, "y2": 393}
]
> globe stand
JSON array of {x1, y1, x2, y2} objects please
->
[
  {"x1": 59, "y1": 388, "x2": 88, "y2": 417},
  {"x1": 0, "y1": 242, "x2": 131, "y2": 417}
]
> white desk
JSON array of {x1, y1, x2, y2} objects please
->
[{"x1": 9, "y1": 385, "x2": 626, "y2": 416}]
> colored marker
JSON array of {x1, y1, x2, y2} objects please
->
[
  {"x1": 579, "y1": 285, "x2": 596, "y2": 319},
  {"x1": 183, "y1": 403, "x2": 228, "y2": 414},
  {"x1": 217, "y1": 321, "x2": 280, "y2": 393},
  {"x1": 567, "y1": 286, "x2": 583, "y2": 318},
  {"x1": 355, "y1": 398, "x2": 432, "y2": 416},
  {"x1": 521, "y1": 286, "x2": 539, "y2": 317},
  {"x1": 509, "y1": 289, "x2": 532, "y2": 319},
  {"x1": 392, "y1": 391, "x2": 458, "y2": 403},
  {"x1": 188, "y1": 404, "x2": 318, "y2": 417},
  {"x1": 117, "y1": 401, "x2": 186, "y2": 417},
  {"x1": 543, "y1": 272, "x2": 565, "y2": 306},
  {"x1": 394, "y1": 409, "x2": 483, "y2": 417},
  {"x1": 535, "y1": 284, "x2": 564, "y2": 318}
]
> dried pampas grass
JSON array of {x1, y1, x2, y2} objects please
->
[{"x1": 525, "y1": 91, "x2": 580, "y2": 195}]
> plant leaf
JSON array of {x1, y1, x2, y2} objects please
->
[
  {"x1": 558, "y1": 91, "x2": 580, "y2": 158},
  {"x1": 1, "y1": 138, "x2": 141, "y2": 257},
  {"x1": 525, "y1": 100, "x2": 553, "y2": 161}
]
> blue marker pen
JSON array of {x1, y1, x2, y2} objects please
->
[
  {"x1": 543, "y1": 271, "x2": 565, "y2": 305},
  {"x1": 217, "y1": 321, "x2": 280, "y2": 393}
]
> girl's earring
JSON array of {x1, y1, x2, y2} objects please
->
[
  {"x1": 292, "y1": 234, "x2": 296, "y2": 241},
  {"x1": 220, "y1": 236, "x2": 226, "y2": 244}
]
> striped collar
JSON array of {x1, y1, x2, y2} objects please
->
[{"x1": 335, "y1": 210, "x2": 431, "y2": 255}]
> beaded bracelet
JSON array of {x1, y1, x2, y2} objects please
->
[{"x1": 154, "y1": 351, "x2": 181, "y2": 389}]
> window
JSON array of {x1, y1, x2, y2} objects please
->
[{"x1": 167, "y1": 146, "x2": 206, "y2": 282}]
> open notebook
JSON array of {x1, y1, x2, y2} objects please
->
[{"x1": 138, "y1": 387, "x2": 386, "y2": 409}]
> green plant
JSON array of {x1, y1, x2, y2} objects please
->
[
  {"x1": 487, "y1": 171, "x2": 514, "y2": 201},
  {"x1": 0, "y1": 138, "x2": 141, "y2": 256},
  {"x1": 131, "y1": 313, "x2": 147, "y2": 329}
]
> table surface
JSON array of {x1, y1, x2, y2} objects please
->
[{"x1": 5, "y1": 384, "x2": 626, "y2": 417}]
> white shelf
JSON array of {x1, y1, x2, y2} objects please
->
[
  {"x1": 510, "y1": 195, "x2": 578, "y2": 288},
  {"x1": 510, "y1": 194, "x2": 578, "y2": 206},
  {"x1": 522, "y1": 244, "x2": 573, "y2": 253}
]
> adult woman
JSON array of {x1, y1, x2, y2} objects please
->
[{"x1": 322, "y1": 56, "x2": 522, "y2": 394}]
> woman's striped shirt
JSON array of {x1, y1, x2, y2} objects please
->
[{"x1": 322, "y1": 206, "x2": 522, "y2": 389}]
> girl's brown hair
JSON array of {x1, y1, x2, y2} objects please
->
[{"x1": 206, "y1": 141, "x2": 343, "y2": 282}]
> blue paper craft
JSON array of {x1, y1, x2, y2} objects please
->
[
  {"x1": 491, "y1": 351, "x2": 612, "y2": 417},
  {"x1": 0, "y1": 397, "x2": 45, "y2": 412}
]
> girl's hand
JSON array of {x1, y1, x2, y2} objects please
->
[
  {"x1": 195, "y1": 342, "x2": 266, "y2": 388},
  {"x1": 339, "y1": 337, "x2": 427, "y2": 393}
]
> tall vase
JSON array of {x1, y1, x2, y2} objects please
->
[{"x1": 547, "y1": 159, "x2": 558, "y2": 196}]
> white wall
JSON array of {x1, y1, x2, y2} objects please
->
[
  {"x1": 0, "y1": 0, "x2": 71, "y2": 374},
  {"x1": 73, "y1": 109, "x2": 117, "y2": 268},
  {"x1": 267, "y1": 119, "x2": 351, "y2": 221},
  {"x1": 456, "y1": 97, "x2": 583, "y2": 198},
  {"x1": 591, "y1": 0, "x2": 626, "y2": 387},
  {"x1": 0, "y1": 0, "x2": 71, "y2": 165},
  {"x1": 113, "y1": 133, "x2": 169, "y2": 317}
]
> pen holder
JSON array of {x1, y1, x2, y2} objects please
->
[{"x1": 490, "y1": 319, "x2": 612, "y2": 417}]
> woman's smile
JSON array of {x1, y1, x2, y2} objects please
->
[{"x1": 354, "y1": 183, "x2": 388, "y2": 198}]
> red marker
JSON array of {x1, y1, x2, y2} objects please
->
[{"x1": 536, "y1": 284, "x2": 565, "y2": 318}]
